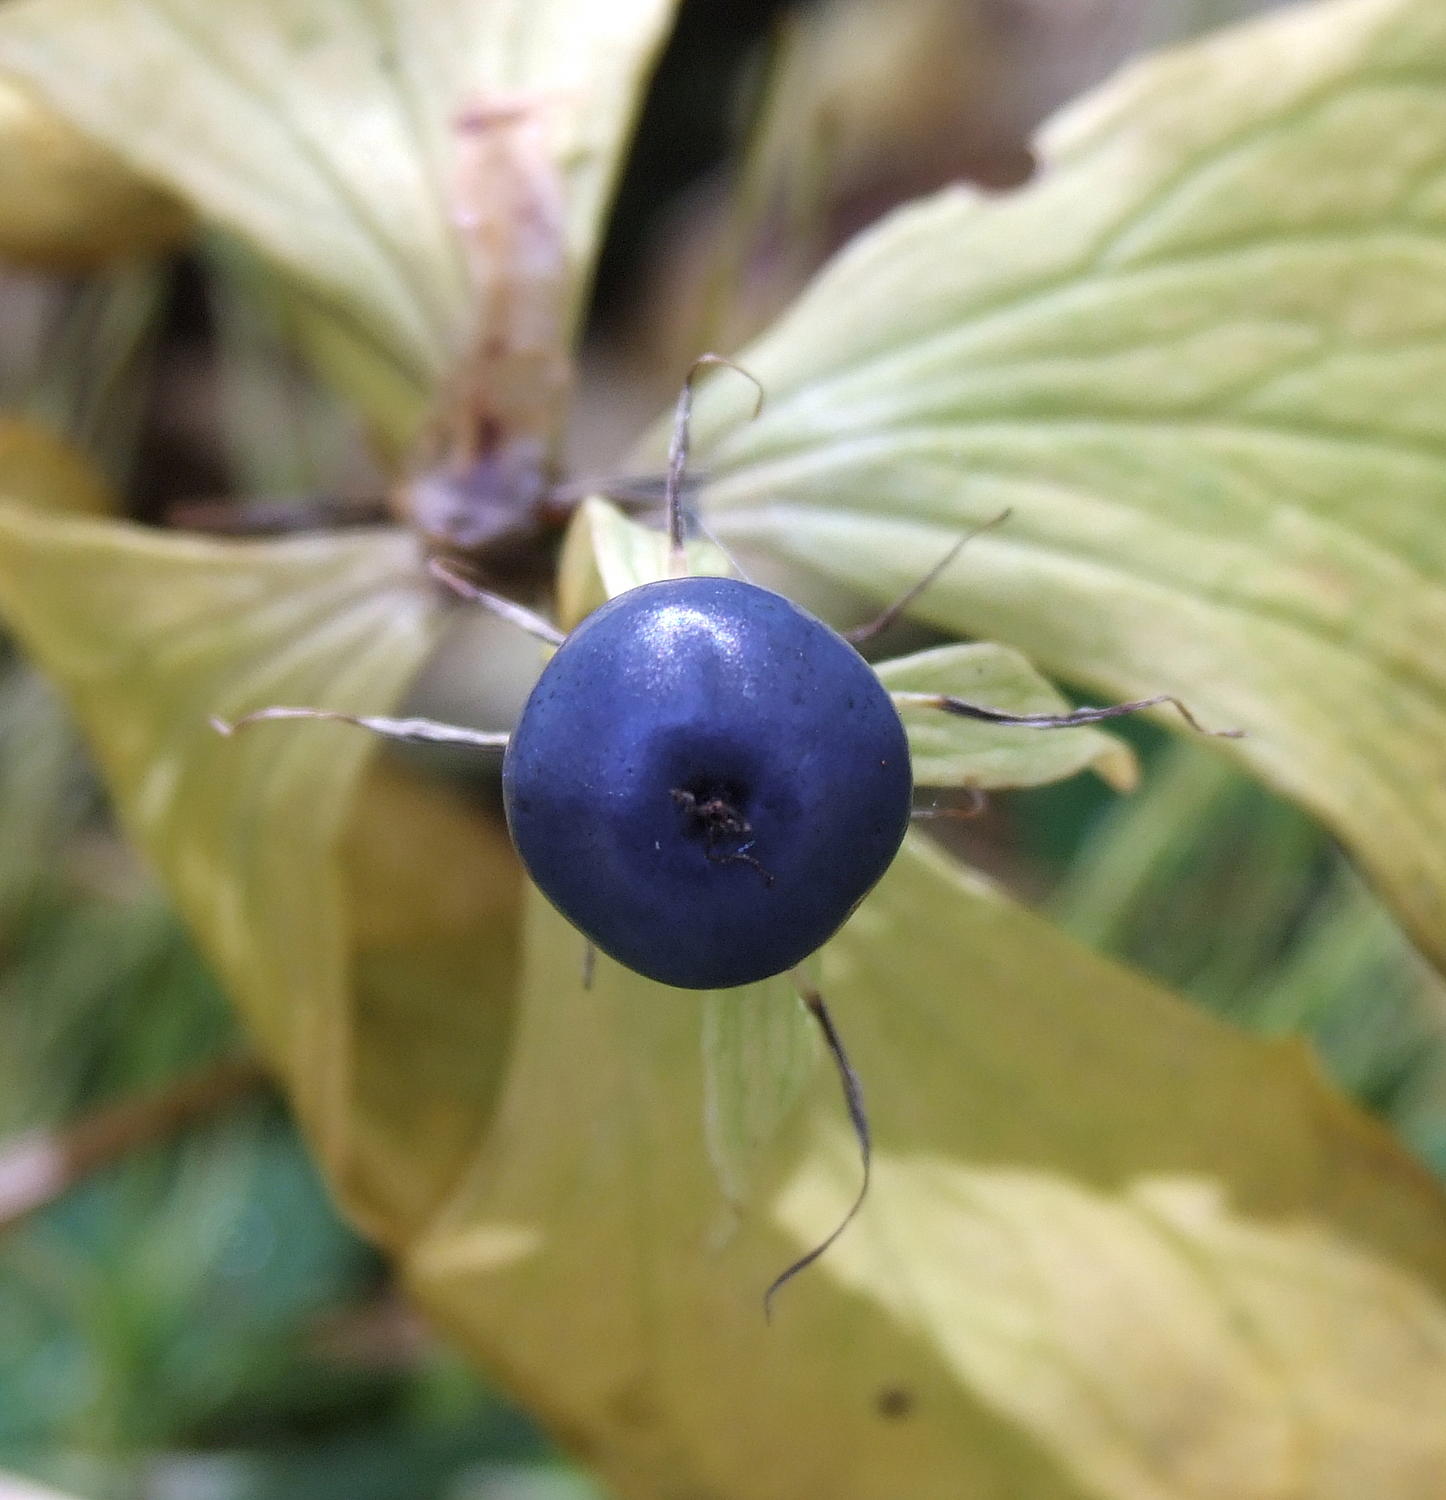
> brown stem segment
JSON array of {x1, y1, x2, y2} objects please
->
[
  {"x1": 167, "y1": 495, "x2": 391, "y2": 535},
  {"x1": 893, "y1": 691, "x2": 1244, "y2": 738},
  {"x1": 0, "y1": 1054, "x2": 271, "y2": 1232},
  {"x1": 764, "y1": 977, "x2": 871, "y2": 1321},
  {"x1": 665, "y1": 354, "x2": 764, "y2": 577},
  {"x1": 428, "y1": 557, "x2": 566, "y2": 646}
]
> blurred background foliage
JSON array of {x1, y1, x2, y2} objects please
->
[{"x1": 4, "y1": 0, "x2": 1446, "y2": 1496}]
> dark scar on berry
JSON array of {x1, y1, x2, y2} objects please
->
[{"x1": 670, "y1": 787, "x2": 775, "y2": 885}]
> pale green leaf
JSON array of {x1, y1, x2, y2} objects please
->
[
  {"x1": 0, "y1": 507, "x2": 521, "y2": 1245},
  {"x1": 261, "y1": 267, "x2": 437, "y2": 463},
  {"x1": 0, "y1": 0, "x2": 676, "y2": 427},
  {"x1": 701, "y1": 975, "x2": 819, "y2": 1212},
  {"x1": 653, "y1": 0, "x2": 1446, "y2": 971},
  {"x1": 0, "y1": 76, "x2": 191, "y2": 268},
  {"x1": 405, "y1": 834, "x2": 1446, "y2": 1500},
  {"x1": 203, "y1": 235, "x2": 383, "y2": 499},
  {"x1": 877, "y1": 642, "x2": 1137, "y2": 791},
  {"x1": 556, "y1": 496, "x2": 735, "y2": 630}
]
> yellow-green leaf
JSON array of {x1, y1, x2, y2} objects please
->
[
  {"x1": 406, "y1": 834, "x2": 1446, "y2": 1500},
  {"x1": 0, "y1": 416, "x2": 115, "y2": 516},
  {"x1": 0, "y1": 77, "x2": 191, "y2": 267},
  {"x1": 0, "y1": 0, "x2": 677, "y2": 432},
  {"x1": 662, "y1": 0, "x2": 1446, "y2": 972},
  {"x1": 877, "y1": 642, "x2": 1137, "y2": 791},
  {"x1": 0, "y1": 507, "x2": 520, "y2": 1244},
  {"x1": 701, "y1": 975, "x2": 819, "y2": 1212},
  {"x1": 260, "y1": 268, "x2": 439, "y2": 465},
  {"x1": 556, "y1": 496, "x2": 735, "y2": 629},
  {"x1": 341, "y1": 758, "x2": 522, "y2": 1244},
  {"x1": 778, "y1": 1152, "x2": 1446, "y2": 1496}
]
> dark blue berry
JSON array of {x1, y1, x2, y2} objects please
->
[{"x1": 502, "y1": 575, "x2": 912, "y2": 989}]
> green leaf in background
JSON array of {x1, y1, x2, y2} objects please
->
[
  {"x1": 202, "y1": 235, "x2": 380, "y2": 504},
  {"x1": 0, "y1": 1469, "x2": 78, "y2": 1499},
  {"x1": 0, "y1": 78, "x2": 191, "y2": 269},
  {"x1": 0, "y1": 0, "x2": 677, "y2": 448},
  {"x1": 406, "y1": 834, "x2": 1446, "y2": 1500},
  {"x1": 663, "y1": 0, "x2": 1446, "y2": 973},
  {"x1": 1046, "y1": 734, "x2": 1446, "y2": 1179},
  {"x1": 877, "y1": 642, "x2": 1137, "y2": 791},
  {"x1": 4, "y1": 263, "x2": 169, "y2": 495},
  {"x1": 0, "y1": 666, "x2": 85, "y2": 936}
]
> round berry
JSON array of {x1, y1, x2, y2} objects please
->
[{"x1": 502, "y1": 575, "x2": 912, "y2": 989}]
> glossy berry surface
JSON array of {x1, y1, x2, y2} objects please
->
[{"x1": 502, "y1": 575, "x2": 912, "y2": 989}]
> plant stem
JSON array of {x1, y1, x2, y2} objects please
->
[{"x1": 0, "y1": 1054, "x2": 271, "y2": 1230}]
